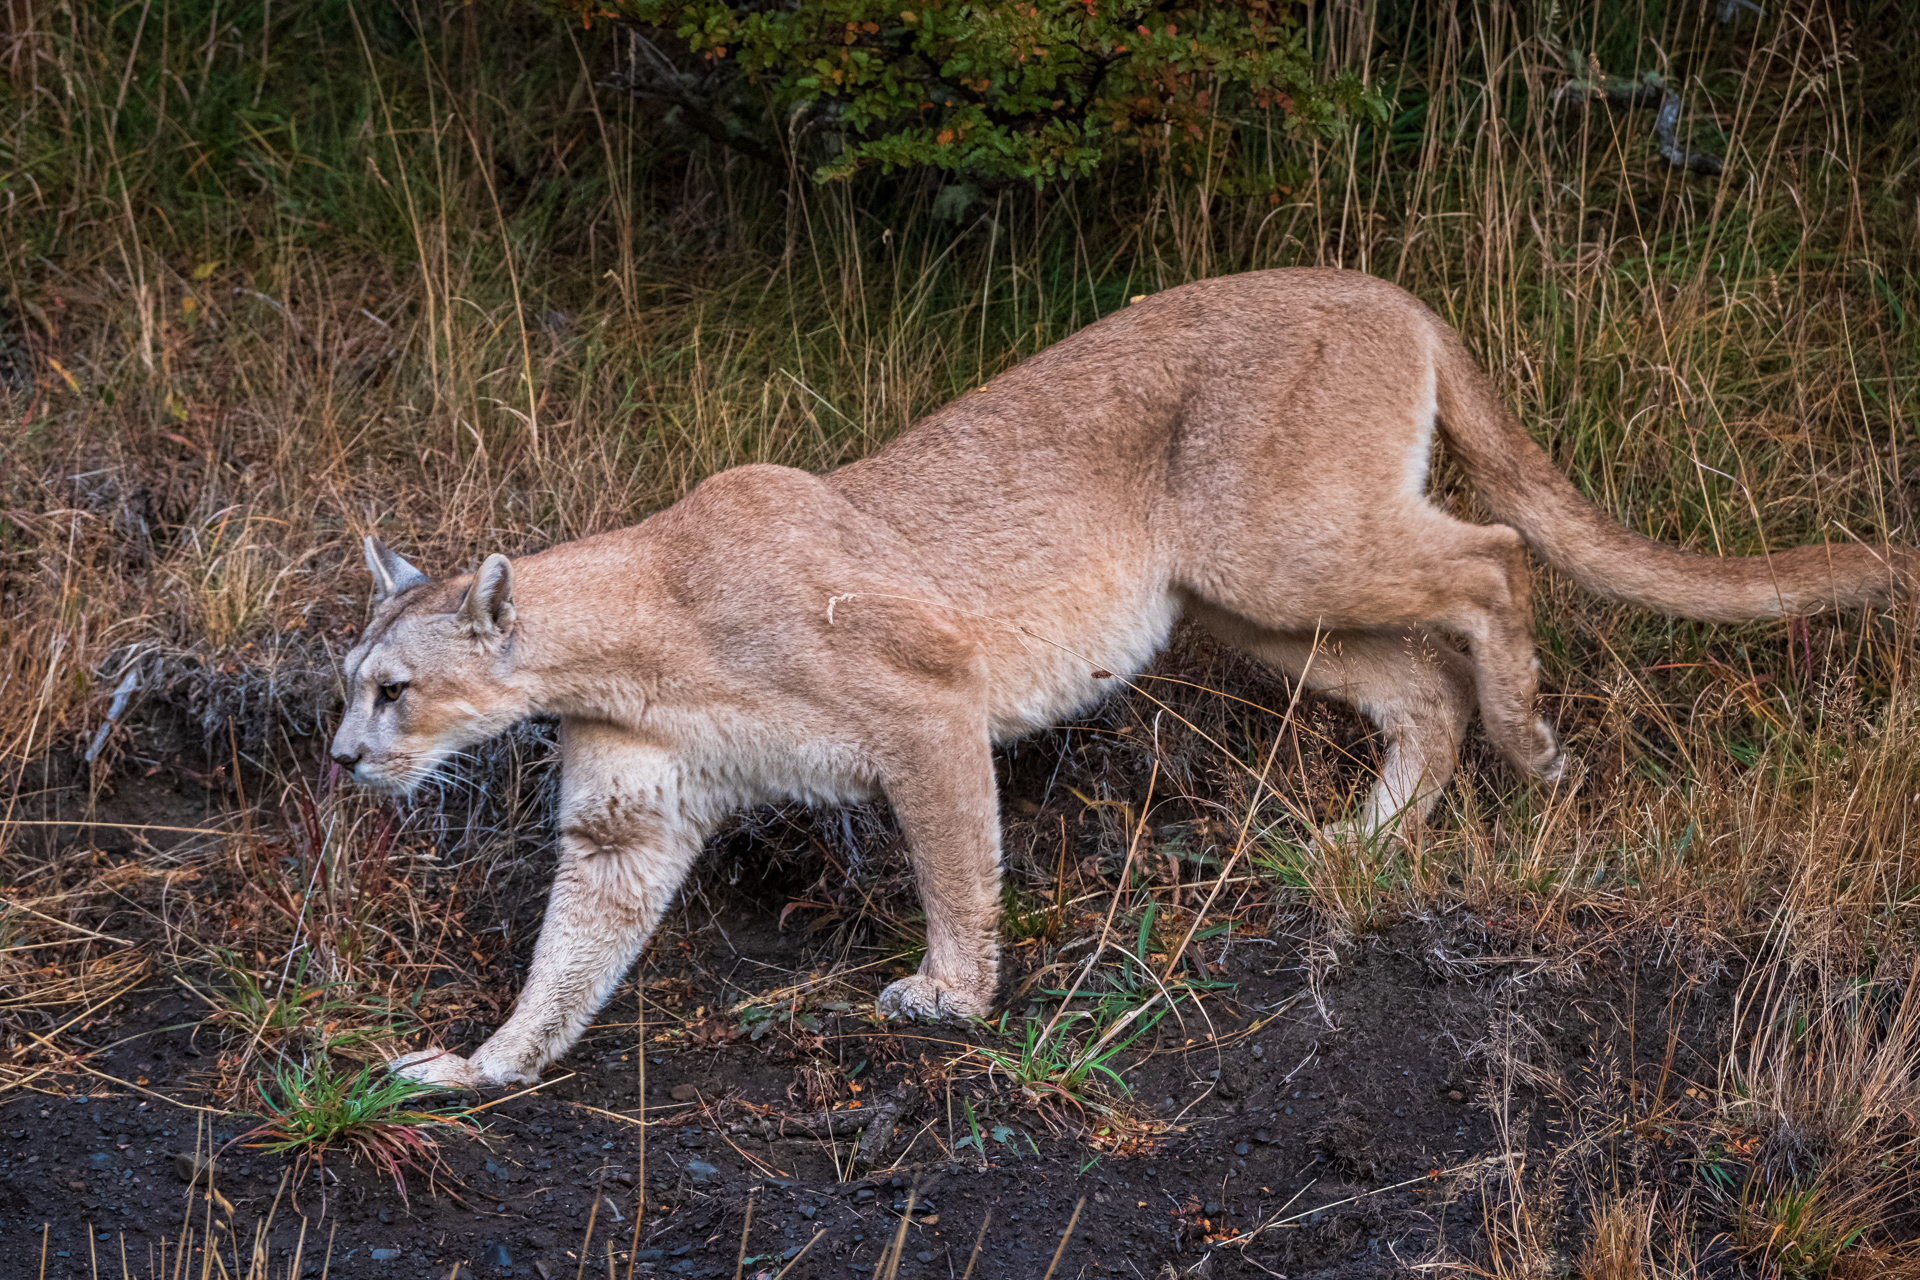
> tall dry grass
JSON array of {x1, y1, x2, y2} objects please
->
[{"x1": 3, "y1": 0, "x2": 1918, "y2": 1273}]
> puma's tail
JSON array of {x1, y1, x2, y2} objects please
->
[{"x1": 1430, "y1": 327, "x2": 1914, "y2": 623}]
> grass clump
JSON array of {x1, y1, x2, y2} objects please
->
[
  {"x1": 243, "y1": 1057, "x2": 476, "y2": 1206},
  {"x1": 183, "y1": 946, "x2": 406, "y2": 1065},
  {"x1": 974, "y1": 1010, "x2": 1143, "y2": 1120}
]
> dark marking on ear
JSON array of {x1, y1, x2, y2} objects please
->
[{"x1": 366, "y1": 537, "x2": 430, "y2": 600}]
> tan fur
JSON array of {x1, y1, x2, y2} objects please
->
[{"x1": 330, "y1": 268, "x2": 1912, "y2": 1088}]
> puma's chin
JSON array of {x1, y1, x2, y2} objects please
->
[{"x1": 350, "y1": 756, "x2": 438, "y2": 797}]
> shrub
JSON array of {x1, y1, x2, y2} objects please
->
[{"x1": 574, "y1": 0, "x2": 1383, "y2": 183}]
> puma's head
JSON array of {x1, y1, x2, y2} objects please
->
[{"x1": 330, "y1": 537, "x2": 529, "y2": 795}]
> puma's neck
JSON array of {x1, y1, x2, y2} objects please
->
[{"x1": 496, "y1": 531, "x2": 689, "y2": 728}]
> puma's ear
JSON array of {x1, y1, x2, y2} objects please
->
[
  {"x1": 455, "y1": 553, "x2": 515, "y2": 639},
  {"x1": 365, "y1": 536, "x2": 430, "y2": 600}
]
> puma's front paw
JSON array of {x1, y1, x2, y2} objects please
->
[
  {"x1": 877, "y1": 973, "x2": 992, "y2": 1022},
  {"x1": 389, "y1": 1044, "x2": 542, "y2": 1090},
  {"x1": 388, "y1": 1047, "x2": 484, "y2": 1091}
]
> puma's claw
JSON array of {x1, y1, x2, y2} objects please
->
[{"x1": 877, "y1": 974, "x2": 991, "y2": 1022}]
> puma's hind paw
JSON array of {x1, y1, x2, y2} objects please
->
[
  {"x1": 1531, "y1": 717, "x2": 1565, "y2": 782},
  {"x1": 877, "y1": 973, "x2": 992, "y2": 1022}
]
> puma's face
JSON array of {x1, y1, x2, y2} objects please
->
[{"x1": 330, "y1": 540, "x2": 526, "y2": 796}]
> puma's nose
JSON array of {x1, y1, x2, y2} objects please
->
[{"x1": 332, "y1": 750, "x2": 361, "y2": 768}]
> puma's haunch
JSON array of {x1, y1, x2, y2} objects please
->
[{"x1": 330, "y1": 268, "x2": 1911, "y2": 1088}]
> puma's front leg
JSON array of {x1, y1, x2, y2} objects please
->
[
  {"x1": 875, "y1": 729, "x2": 1002, "y2": 1022},
  {"x1": 393, "y1": 727, "x2": 707, "y2": 1089}
]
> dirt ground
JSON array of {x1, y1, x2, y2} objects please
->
[{"x1": 1, "y1": 702, "x2": 1754, "y2": 1280}]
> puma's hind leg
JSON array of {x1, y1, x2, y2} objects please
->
[
  {"x1": 1443, "y1": 522, "x2": 1563, "y2": 785},
  {"x1": 1193, "y1": 510, "x2": 1561, "y2": 789},
  {"x1": 1192, "y1": 608, "x2": 1475, "y2": 836}
]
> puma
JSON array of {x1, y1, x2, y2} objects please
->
[{"x1": 330, "y1": 268, "x2": 1910, "y2": 1088}]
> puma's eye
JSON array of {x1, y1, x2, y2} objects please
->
[{"x1": 377, "y1": 682, "x2": 407, "y2": 705}]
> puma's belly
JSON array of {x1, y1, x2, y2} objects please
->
[{"x1": 981, "y1": 583, "x2": 1180, "y2": 740}]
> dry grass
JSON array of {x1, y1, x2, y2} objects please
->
[{"x1": 3, "y1": 0, "x2": 1919, "y2": 1274}]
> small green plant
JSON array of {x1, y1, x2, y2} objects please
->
[
  {"x1": 1002, "y1": 883, "x2": 1058, "y2": 944},
  {"x1": 955, "y1": 1093, "x2": 988, "y2": 1159},
  {"x1": 185, "y1": 948, "x2": 403, "y2": 1059},
  {"x1": 243, "y1": 1058, "x2": 478, "y2": 1204},
  {"x1": 1737, "y1": 1179, "x2": 1872, "y2": 1279},
  {"x1": 974, "y1": 997, "x2": 1164, "y2": 1119},
  {"x1": 1251, "y1": 828, "x2": 1413, "y2": 934},
  {"x1": 1042, "y1": 902, "x2": 1233, "y2": 1022}
]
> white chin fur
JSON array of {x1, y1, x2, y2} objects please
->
[{"x1": 352, "y1": 764, "x2": 426, "y2": 797}]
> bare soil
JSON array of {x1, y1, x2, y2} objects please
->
[{"x1": 2, "y1": 720, "x2": 1747, "y2": 1280}]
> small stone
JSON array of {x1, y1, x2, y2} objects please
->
[
  {"x1": 67, "y1": 1180, "x2": 86, "y2": 1193},
  {"x1": 1204, "y1": 1201, "x2": 1221, "y2": 1216},
  {"x1": 685, "y1": 1160, "x2": 719, "y2": 1183},
  {"x1": 173, "y1": 1154, "x2": 214, "y2": 1186},
  {"x1": 780, "y1": 1245, "x2": 802, "y2": 1261},
  {"x1": 670, "y1": 1083, "x2": 700, "y2": 1102},
  {"x1": 488, "y1": 1244, "x2": 513, "y2": 1267},
  {"x1": 377, "y1": 1207, "x2": 393, "y2": 1224},
  {"x1": 633, "y1": 1250, "x2": 663, "y2": 1263},
  {"x1": 1254, "y1": 1130, "x2": 1274, "y2": 1144},
  {"x1": 856, "y1": 1187, "x2": 876, "y2": 1201},
  {"x1": 370, "y1": 1248, "x2": 399, "y2": 1261},
  {"x1": 1449, "y1": 1090, "x2": 1465, "y2": 1102},
  {"x1": 1233, "y1": 1142, "x2": 1249, "y2": 1156},
  {"x1": 1250, "y1": 1045, "x2": 1264, "y2": 1059},
  {"x1": 798, "y1": 1203, "x2": 817, "y2": 1220},
  {"x1": 916, "y1": 1251, "x2": 935, "y2": 1263}
]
